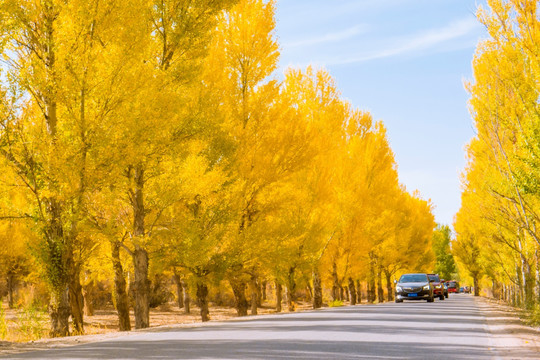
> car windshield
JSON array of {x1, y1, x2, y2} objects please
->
[
  {"x1": 428, "y1": 274, "x2": 440, "y2": 282},
  {"x1": 399, "y1": 274, "x2": 428, "y2": 283}
]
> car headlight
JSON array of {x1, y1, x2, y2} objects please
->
[
  {"x1": 396, "y1": 286, "x2": 402, "y2": 292},
  {"x1": 423, "y1": 285, "x2": 430, "y2": 290}
]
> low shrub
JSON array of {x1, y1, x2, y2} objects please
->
[
  {"x1": 328, "y1": 300, "x2": 343, "y2": 307},
  {"x1": 0, "y1": 301, "x2": 7, "y2": 340},
  {"x1": 17, "y1": 305, "x2": 47, "y2": 341}
]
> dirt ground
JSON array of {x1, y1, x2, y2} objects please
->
[
  {"x1": 0, "y1": 301, "x2": 314, "y2": 356},
  {"x1": 475, "y1": 296, "x2": 540, "y2": 353}
]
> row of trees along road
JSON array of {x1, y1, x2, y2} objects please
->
[
  {"x1": 455, "y1": 0, "x2": 540, "y2": 309},
  {"x1": 0, "y1": 0, "x2": 436, "y2": 337}
]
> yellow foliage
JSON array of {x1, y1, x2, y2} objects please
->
[
  {"x1": 456, "y1": 0, "x2": 540, "y2": 304},
  {"x1": 0, "y1": 0, "x2": 438, "y2": 330}
]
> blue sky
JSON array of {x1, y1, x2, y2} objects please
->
[{"x1": 274, "y1": 0, "x2": 488, "y2": 226}]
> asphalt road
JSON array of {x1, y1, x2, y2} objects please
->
[{"x1": 4, "y1": 294, "x2": 539, "y2": 359}]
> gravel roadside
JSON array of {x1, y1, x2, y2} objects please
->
[{"x1": 475, "y1": 296, "x2": 540, "y2": 357}]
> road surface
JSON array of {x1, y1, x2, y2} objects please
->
[{"x1": 3, "y1": 294, "x2": 539, "y2": 359}]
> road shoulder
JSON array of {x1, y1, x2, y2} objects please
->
[{"x1": 475, "y1": 296, "x2": 540, "y2": 357}]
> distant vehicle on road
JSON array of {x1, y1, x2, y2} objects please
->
[
  {"x1": 427, "y1": 274, "x2": 445, "y2": 300},
  {"x1": 445, "y1": 280, "x2": 459, "y2": 293},
  {"x1": 395, "y1": 273, "x2": 434, "y2": 303},
  {"x1": 463, "y1": 286, "x2": 471, "y2": 294}
]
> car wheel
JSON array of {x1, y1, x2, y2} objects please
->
[
  {"x1": 427, "y1": 295, "x2": 434, "y2": 303},
  {"x1": 395, "y1": 299, "x2": 403, "y2": 303},
  {"x1": 445, "y1": 293, "x2": 448, "y2": 298},
  {"x1": 439, "y1": 295, "x2": 444, "y2": 300}
]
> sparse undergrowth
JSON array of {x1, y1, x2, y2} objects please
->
[
  {"x1": 0, "y1": 304, "x2": 48, "y2": 342},
  {"x1": 523, "y1": 304, "x2": 540, "y2": 327},
  {"x1": 1, "y1": 300, "x2": 323, "y2": 343},
  {"x1": 328, "y1": 300, "x2": 343, "y2": 307},
  {"x1": 0, "y1": 302, "x2": 7, "y2": 340}
]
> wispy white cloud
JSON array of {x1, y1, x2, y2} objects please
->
[
  {"x1": 283, "y1": 24, "x2": 368, "y2": 48},
  {"x1": 332, "y1": 17, "x2": 480, "y2": 65}
]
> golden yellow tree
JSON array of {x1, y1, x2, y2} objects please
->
[
  {"x1": 204, "y1": 0, "x2": 282, "y2": 316},
  {"x1": 457, "y1": 0, "x2": 540, "y2": 306},
  {"x1": 261, "y1": 67, "x2": 346, "y2": 311},
  {"x1": 0, "y1": 0, "x2": 151, "y2": 336}
]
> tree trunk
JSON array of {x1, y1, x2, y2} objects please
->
[
  {"x1": 368, "y1": 255, "x2": 376, "y2": 303},
  {"x1": 132, "y1": 248, "x2": 150, "y2": 329},
  {"x1": 385, "y1": 270, "x2": 393, "y2": 302},
  {"x1": 275, "y1": 281, "x2": 282, "y2": 312},
  {"x1": 173, "y1": 273, "x2": 184, "y2": 309},
  {"x1": 332, "y1": 262, "x2": 339, "y2": 301},
  {"x1": 261, "y1": 281, "x2": 267, "y2": 302},
  {"x1": 6, "y1": 274, "x2": 14, "y2": 309},
  {"x1": 536, "y1": 251, "x2": 540, "y2": 300},
  {"x1": 45, "y1": 200, "x2": 71, "y2": 338},
  {"x1": 348, "y1": 278, "x2": 356, "y2": 305},
  {"x1": 230, "y1": 279, "x2": 248, "y2": 316},
  {"x1": 184, "y1": 281, "x2": 191, "y2": 314},
  {"x1": 312, "y1": 270, "x2": 322, "y2": 309},
  {"x1": 255, "y1": 278, "x2": 262, "y2": 307},
  {"x1": 250, "y1": 276, "x2": 258, "y2": 315},
  {"x1": 356, "y1": 280, "x2": 362, "y2": 303},
  {"x1": 287, "y1": 267, "x2": 296, "y2": 311},
  {"x1": 49, "y1": 287, "x2": 70, "y2": 337},
  {"x1": 48, "y1": 281, "x2": 71, "y2": 337},
  {"x1": 473, "y1": 274, "x2": 479, "y2": 297},
  {"x1": 196, "y1": 282, "x2": 210, "y2": 322},
  {"x1": 131, "y1": 164, "x2": 150, "y2": 329},
  {"x1": 112, "y1": 242, "x2": 131, "y2": 331},
  {"x1": 306, "y1": 283, "x2": 313, "y2": 302},
  {"x1": 68, "y1": 266, "x2": 84, "y2": 334},
  {"x1": 377, "y1": 268, "x2": 384, "y2": 303},
  {"x1": 83, "y1": 279, "x2": 94, "y2": 317},
  {"x1": 522, "y1": 256, "x2": 534, "y2": 309},
  {"x1": 286, "y1": 286, "x2": 296, "y2": 312},
  {"x1": 516, "y1": 264, "x2": 523, "y2": 306}
]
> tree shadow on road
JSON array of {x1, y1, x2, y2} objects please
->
[{"x1": 4, "y1": 338, "x2": 537, "y2": 360}]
